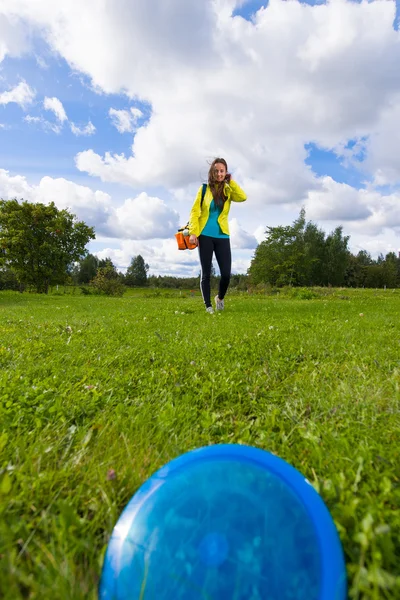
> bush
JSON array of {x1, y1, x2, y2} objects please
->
[
  {"x1": 79, "y1": 286, "x2": 100, "y2": 296},
  {"x1": 288, "y1": 287, "x2": 319, "y2": 300},
  {"x1": 90, "y1": 265, "x2": 125, "y2": 297},
  {"x1": 0, "y1": 268, "x2": 20, "y2": 291}
]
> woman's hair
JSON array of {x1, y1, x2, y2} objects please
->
[{"x1": 208, "y1": 157, "x2": 228, "y2": 208}]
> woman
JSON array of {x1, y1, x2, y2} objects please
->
[{"x1": 188, "y1": 158, "x2": 247, "y2": 313}]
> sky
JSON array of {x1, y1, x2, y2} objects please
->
[{"x1": 1, "y1": 0, "x2": 400, "y2": 277}]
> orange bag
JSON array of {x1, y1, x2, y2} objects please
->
[
  {"x1": 175, "y1": 185, "x2": 206, "y2": 250},
  {"x1": 175, "y1": 227, "x2": 197, "y2": 250}
]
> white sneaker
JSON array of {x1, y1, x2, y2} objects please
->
[
  {"x1": 215, "y1": 295, "x2": 224, "y2": 311},
  {"x1": 206, "y1": 306, "x2": 214, "y2": 314}
]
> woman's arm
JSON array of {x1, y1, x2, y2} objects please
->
[
  {"x1": 227, "y1": 180, "x2": 247, "y2": 202},
  {"x1": 188, "y1": 185, "x2": 203, "y2": 236}
]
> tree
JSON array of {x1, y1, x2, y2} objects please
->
[
  {"x1": 98, "y1": 257, "x2": 115, "y2": 269},
  {"x1": 302, "y1": 221, "x2": 326, "y2": 286},
  {"x1": 91, "y1": 263, "x2": 125, "y2": 296},
  {"x1": 248, "y1": 210, "x2": 354, "y2": 288},
  {"x1": 76, "y1": 253, "x2": 99, "y2": 284},
  {"x1": 382, "y1": 252, "x2": 398, "y2": 288},
  {"x1": 0, "y1": 199, "x2": 95, "y2": 293},
  {"x1": 248, "y1": 209, "x2": 311, "y2": 286},
  {"x1": 125, "y1": 255, "x2": 149, "y2": 287},
  {"x1": 364, "y1": 264, "x2": 386, "y2": 288},
  {"x1": 345, "y1": 251, "x2": 373, "y2": 288},
  {"x1": 0, "y1": 267, "x2": 20, "y2": 291},
  {"x1": 357, "y1": 250, "x2": 374, "y2": 267},
  {"x1": 323, "y1": 226, "x2": 350, "y2": 286}
]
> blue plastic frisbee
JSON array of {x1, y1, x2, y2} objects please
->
[{"x1": 99, "y1": 444, "x2": 346, "y2": 599}]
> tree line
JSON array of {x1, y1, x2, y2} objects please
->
[
  {"x1": 1, "y1": 199, "x2": 400, "y2": 293},
  {"x1": 72, "y1": 255, "x2": 248, "y2": 291},
  {"x1": 248, "y1": 209, "x2": 400, "y2": 289}
]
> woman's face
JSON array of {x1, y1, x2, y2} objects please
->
[{"x1": 214, "y1": 162, "x2": 227, "y2": 183}]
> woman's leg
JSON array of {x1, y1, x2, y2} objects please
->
[
  {"x1": 198, "y1": 235, "x2": 214, "y2": 308},
  {"x1": 214, "y1": 238, "x2": 231, "y2": 300}
]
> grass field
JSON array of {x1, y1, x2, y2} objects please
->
[{"x1": 0, "y1": 287, "x2": 399, "y2": 599}]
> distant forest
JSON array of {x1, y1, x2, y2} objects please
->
[{"x1": 1, "y1": 208, "x2": 399, "y2": 291}]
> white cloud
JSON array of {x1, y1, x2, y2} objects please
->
[
  {"x1": 254, "y1": 224, "x2": 266, "y2": 245},
  {"x1": 94, "y1": 238, "x2": 200, "y2": 275},
  {"x1": 55, "y1": 0, "x2": 397, "y2": 200},
  {"x1": 229, "y1": 218, "x2": 258, "y2": 249},
  {"x1": 94, "y1": 243, "x2": 256, "y2": 277},
  {"x1": 364, "y1": 99, "x2": 400, "y2": 186},
  {"x1": 109, "y1": 107, "x2": 143, "y2": 133},
  {"x1": 231, "y1": 255, "x2": 254, "y2": 275},
  {"x1": 35, "y1": 98, "x2": 95, "y2": 136},
  {"x1": 106, "y1": 193, "x2": 179, "y2": 240},
  {"x1": 43, "y1": 96, "x2": 67, "y2": 122},
  {"x1": 0, "y1": 168, "x2": 32, "y2": 199},
  {"x1": 24, "y1": 115, "x2": 41, "y2": 124},
  {"x1": 304, "y1": 176, "x2": 400, "y2": 237},
  {"x1": 0, "y1": 169, "x2": 179, "y2": 242},
  {"x1": 305, "y1": 177, "x2": 372, "y2": 222},
  {"x1": 35, "y1": 54, "x2": 48, "y2": 69},
  {"x1": 33, "y1": 175, "x2": 113, "y2": 232},
  {"x1": 0, "y1": 80, "x2": 35, "y2": 108},
  {"x1": 348, "y1": 232, "x2": 400, "y2": 260},
  {"x1": 70, "y1": 120, "x2": 96, "y2": 136},
  {"x1": 0, "y1": 13, "x2": 30, "y2": 62},
  {"x1": 24, "y1": 114, "x2": 63, "y2": 134}
]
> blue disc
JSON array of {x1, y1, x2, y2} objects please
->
[{"x1": 99, "y1": 444, "x2": 346, "y2": 599}]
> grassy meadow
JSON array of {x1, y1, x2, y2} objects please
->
[{"x1": 0, "y1": 287, "x2": 399, "y2": 599}]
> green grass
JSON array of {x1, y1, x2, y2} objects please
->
[{"x1": 0, "y1": 288, "x2": 399, "y2": 599}]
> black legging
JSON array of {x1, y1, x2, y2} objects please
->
[{"x1": 198, "y1": 235, "x2": 231, "y2": 308}]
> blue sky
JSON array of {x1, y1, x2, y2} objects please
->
[
  {"x1": 305, "y1": 143, "x2": 365, "y2": 189},
  {"x1": 236, "y1": 0, "x2": 400, "y2": 25},
  {"x1": 1, "y1": 0, "x2": 400, "y2": 274},
  {"x1": 1, "y1": 53, "x2": 144, "y2": 184}
]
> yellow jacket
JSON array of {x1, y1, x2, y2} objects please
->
[{"x1": 188, "y1": 180, "x2": 247, "y2": 237}]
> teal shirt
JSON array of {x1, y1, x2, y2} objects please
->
[{"x1": 201, "y1": 200, "x2": 230, "y2": 238}]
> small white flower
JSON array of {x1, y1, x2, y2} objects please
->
[{"x1": 269, "y1": 326, "x2": 274, "y2": 330}]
